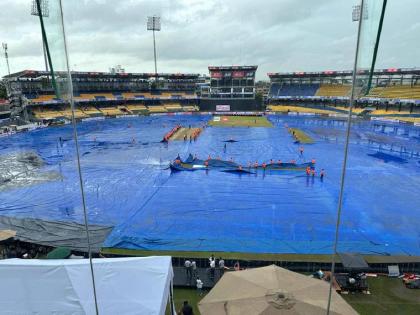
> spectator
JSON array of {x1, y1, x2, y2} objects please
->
[
  {"x1": 178, "y1": 300, "x2": 193, "y2": 315},
  {"x1": 184, "y1": 259, "x2": 192, "y2": 283},
  {"x1": 218, "y1": 257, "x2": 225, "y2": 276},
  {"x1": 191, "y1": 260, "x2": 197, "y2": 279},
  {"x1": 234, "y1": 261, "x2": 240, "y2": 271},
  {"x1": 209, "y1": 255, "x2": 216, "y2": 281},
  {"x1": 196, "y1": 277, "x2": 203, "y2": 296}
]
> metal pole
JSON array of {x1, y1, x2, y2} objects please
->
[
  {"x1": 153, "y1": 27, "x2": 158, "y2": 80},
  {"x1": 326, "y1": 0, "x2": 365, "y2": 314},
  {"x1": 35, "y1": 0, "x2": 59, "y2": 98},
  {"x1": 42, "y1": 40, "x2": 49, "y2": 72},
  {"x1": 58, "y1": 0, "x2": 99, "y2": 314},
  {"x1": 169, "y1": 281, "x2": 175, "y2": 315},
  {"x1": 5, "y1": 52, "x2": 11, "y2": 76},
  {"x1": 366, "y1": 0, "x2": 387, "y2": 95}
]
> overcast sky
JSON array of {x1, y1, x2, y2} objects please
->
[{"x1": 0, "y1": 0, "x2": 419, "y2": 79}]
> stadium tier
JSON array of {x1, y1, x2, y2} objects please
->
[
  {"x1": 268, "y1": 68, "x2": 420, "y2": 101},
  {"x1": 269, "y1": 83, "x2": 319, "y2": 97},
  {"x1": 368, "y1": 85, "x2": 420, "y2": 99},
  {"x1": 315, "y1": 84, "x2": 351, "y2": 97}
]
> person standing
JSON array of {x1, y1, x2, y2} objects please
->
[
  {"x1": 209, "y1": 255, "x2": 216, "y2": 281},
  {"x1": 184, "y1": 259, "x2": 192, "y2": 284},
  {"x1": 191, "y1": 260, "x2": 197, "y2": 279},
  {"x1": 178, "y1": 300, "x2": 194, "y2": 315},
  {"x1": 320, "y1": 168, "x2": 325, "y2": 181},
  {"x1": 196, "y1": 277, "x2": 203, "y2": 296},
  {"x1": 299, "y1": 146, "x2": 304, "y2": 156},
  {"x1": 218, "y1": 257, "x2": 225, "y2": 277}
]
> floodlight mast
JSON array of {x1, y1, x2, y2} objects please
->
[
  {"x1": 31, "y1": 0, "x2": 49, "y2": 72},
  {"x1": 2, "y1": 43, "x2": 11, "y2": 76},
  {"x1": 147, "y1": 16, "x2": 161, "y2": 82}
]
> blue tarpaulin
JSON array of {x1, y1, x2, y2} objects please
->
[{"x1": 0, "y1": 114, "x2": 419, "y2": 255}]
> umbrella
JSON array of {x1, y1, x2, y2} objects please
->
[
  {"x1": 198, "y1": 265, "x2": 358, "y2": 315},
  {"x1": 0, "y1": 230, "x2": 16, "y2": 242}
]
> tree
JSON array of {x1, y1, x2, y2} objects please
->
[{"x1": 0, "y1": 82, "x2": 7, "y2": 99}]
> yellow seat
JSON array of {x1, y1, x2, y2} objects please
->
[
  {"x1": 368, "y1": 85, "x2": 420, "y2": 99},
  {"x1": 315, "y1": 85, "x2": 351, "y2": 97}
]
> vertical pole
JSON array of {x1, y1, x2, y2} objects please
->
[
  {"x1": 58, "y1": 0, "x2": 99, "y2": 314},
  {"x1": 153, "y1": 26, "x2": 158, "y2": 81},
  {"x1": 42, "y1": 40, "x2": 49, "y2": 72},
  {"x1": 169, "y1": 281, "x2": 175, "y2": 315},
  {"x1": 366, "y1": 0, "x2": 387, "y2": 95},
  {"x1": 326, "y1": 0, "x2": 365, "y2": 314},
  {"x1": 35, "y1": 0, "x2": 59, "y2": 98}
]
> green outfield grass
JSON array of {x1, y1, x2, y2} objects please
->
[
  {"x1": 289, "y1": 127, "x2": 314, "y2": 144},
  {"x1": 342, "y1": 276, "x2": 420, "y2": 315},
  {"x1": 208, "y1": 115, "x2": 273, "y2": 127}
]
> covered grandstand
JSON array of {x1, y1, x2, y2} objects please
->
[
  {"x1": 267, "y1": 68, "x2": 420, "y2": 118},
  {"x1": 3, "y1": 70, "x2": 201, "y2": 122}
]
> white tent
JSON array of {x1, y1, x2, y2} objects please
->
[{"x1": 0, "y1": 256, "x2": 174, "y2": 315}]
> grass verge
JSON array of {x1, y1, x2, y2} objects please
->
[
  {"x1": 288, "y1": 128, "x2": 314, "y2": 144},
  {"x1": 208, "y1": 115, "x2": 272, "y2": 127}
]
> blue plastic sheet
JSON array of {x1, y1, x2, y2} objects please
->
[{"x1": 0, "y1": 114, "x2": 419, "y2": 255}]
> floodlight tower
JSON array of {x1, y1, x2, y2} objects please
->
[
  {"x1": 147, "y1": 15, "x2": 161, "y2": 81},
  {"x1": 352, "y1": 1, "x2": 388, "y2": 94},
  {"x1": 2, "y1": 43, "x2": 11, "y2": 76},
  {"x1": 31, "y1": 0, "x2": 49, "y2": 72}
]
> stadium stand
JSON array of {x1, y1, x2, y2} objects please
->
[
  {"x1": 147, "y1": 105, "x2": 167, "y2": 113},
  {"x1": 98, "y1": 107, "x2": 126, "y2": 116},
  {"x1": 80, "y1": 106, "x2": 103, "y2": 117},
  {"x1": 164, "y1": 102, "x2": 183, "y2": 112},
  {"x1": 30, "y1": 95, "x2": 58, "y2": 103},
  {"x1": 32, "y1": 107, "x2": 64, "y2": 119},
  {"x1": 125, "y1": 104, "x2": 148, "y2": 114},
  {"x1": 181, "y1": 105, "x2": 198, "y2": 112},
  {"x1": 315, "y1": 84, "x2": 351, "y2": 97},
  {"x1": 368, "y1": 85, "x2": 420, "y2": 99},
  {"x1": 269, "y1": 83, "x2": 319, "y2": 97}
]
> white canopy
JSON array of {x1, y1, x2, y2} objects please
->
[{"x1": 0, "y1": 256, "x2": 173, "y2": 315}]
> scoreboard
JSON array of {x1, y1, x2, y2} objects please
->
[{"x1": 206, "y1": 66, "x2": 257, "y2": 99}]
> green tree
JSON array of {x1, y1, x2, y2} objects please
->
[{"x1": 0, "y1": 83, "x2": 7, "y2": 99}]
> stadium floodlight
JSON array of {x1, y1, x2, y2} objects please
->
[
  {"x1": 147, "y1": 16, "x2": 161, "y2": 80},
  {"x1": 31, "y1": 0, "x2": 49, "y2": 17},
  {"x1": 2, "y1": 43, "x2": 11, "y2": 76},
  {"x1": 31, "y1": 0, "x2": 49, "y2": 72},
  {"x1": 352, "y1": 4, "x2": 368, "y2": 21}
]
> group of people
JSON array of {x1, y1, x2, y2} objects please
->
[
  {"x1": 305, "y1": 166, "x2": 325, "y2": 180},
  {"x1": 183, "y1": 127, "x2": 202, "y2": 142},
  {"x1": 183, "y1": 255, "x2": 228, "y2": 294}
]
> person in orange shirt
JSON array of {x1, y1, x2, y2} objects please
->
[{"x1": 306, "y1": 166, "x2": 311, "y2": 175}]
